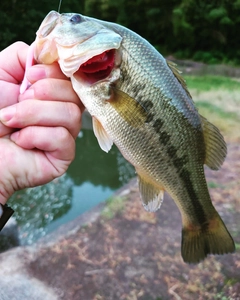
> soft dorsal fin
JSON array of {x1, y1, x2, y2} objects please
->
[
  {"x1": 137, "y1": 174, "x2": 164, "y2": 212},
  {"x1": 166, "y1": 60, "x2": 192, "y2": 99},
  {"x1": 92, "y1": 116, "x2": 113, "y2": 153},
  {"x1": 201, "y1": 115, "x2": 227, "y2": 170}
]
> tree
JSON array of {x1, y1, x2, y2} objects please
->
[{"x1": 1, "y1": 0, "x2": 240, "y2": 64}]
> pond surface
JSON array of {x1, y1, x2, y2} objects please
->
[{"x1": 9, "y1": 113, "x2": 135, "y2": 245}]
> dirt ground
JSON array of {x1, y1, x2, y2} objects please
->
[{"x1": 27, "y1": 141, "x2": 240, "y2": 300}]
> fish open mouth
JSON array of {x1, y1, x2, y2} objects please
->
[{"x1": 77, "y1": 49, "x2": 115, "y2": 83}]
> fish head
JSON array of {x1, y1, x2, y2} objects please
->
[{"x1": 34, "y1": 10, "x2": 122, "y2": 81}]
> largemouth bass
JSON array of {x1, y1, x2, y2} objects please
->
[{"x1": 22, "y1": 11, "x2": 235, "y2": 263}]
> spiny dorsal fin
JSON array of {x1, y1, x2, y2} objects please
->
[
  {"x1": 200, "y1": 115, "x2": 227, "y2": 170},
  {"x1": 166, "y1": 60, "x2": 192, "y2": 99},
  {"x1": 137, "y1": 174, "x2": 164, "y2": 212}
]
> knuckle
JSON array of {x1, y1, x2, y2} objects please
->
[
  {"x1": 55, "y1": 127, "x2": 72, "y2": 145},
  {"x1": 19, "y1": 101, "x2": 37, "y2": 124},
  {"x1": 66, "y1": 102, "x2": 81, "y2": 123},
  {"x1": 14, "y1": 41, "x2": 28, "y2": 48},
  {"x1": 34, "y1": 80, "x2": 51, "y2": 99},
  {"x1": 56, "y1": 127, "x2": 75, "y2": 161}
]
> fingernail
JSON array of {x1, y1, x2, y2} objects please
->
[
  {"x1": 10, "y1": 131, "x2": 19, "y2": 142},
  {"x1": 0, "y1": 106, "x2": 16, "y2": 122},
  {"x1": 27, "y1": 65, "x2": 46, "y2": 82}
]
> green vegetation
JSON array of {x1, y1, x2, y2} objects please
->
[
  {"x1": 185, "y1": 75, "x2": 240, "y2": 91},
  {"x1": 235, "y1": 243, "x2": 240, "y2": 250},
  {"x1": 196, "y1": 101, "x2": 238, "y2": 120},
  {"x1": 1, "y1": 0, "x2": 240, "y2": 64},
  {"x1": 214, "y1": 293, "x2": 229, "y2": 300},
  {"x1": 185, "y1": 75, "x2": 240, "y2": 140},
  {"x1": 207, "y1": 181, "x2": 223, "y2": 189},
  {"x1": 101, "y1": 196, "x2": 126, "y2": 220}
]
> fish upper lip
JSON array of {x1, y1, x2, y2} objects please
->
[{"x1": 36, "y1": 11, "x2": 60, "y2": 38}]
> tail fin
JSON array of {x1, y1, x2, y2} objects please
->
[{"x1": 181, "y1": 213, "x2": 235, "y2": 264}]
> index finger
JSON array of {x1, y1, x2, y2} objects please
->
[
  {"x1": 0, "y1": 42, "x2": 28, "y2": 83},
  {"x1": 26, "y1": 63, "x2": 68, "y2": 84},
  {"x1": 0, "y1": 42, "x2": 29, "y2": 109}
]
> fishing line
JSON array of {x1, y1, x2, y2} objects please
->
[{"x1": 58, "y1": 0, "x2": 63, "y2": 13}]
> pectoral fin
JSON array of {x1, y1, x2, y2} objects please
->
[
  {"x1": 92, "y1": 116, "x2": 113, "y2": 152},
  {"x1": 138, "y1": 174, "x2": 164, "y2": 212},
  {"x1": 110, "y1": 88, "x2": 147, "y2": 127},
  {"x1": 201, "y1": 116, "x2": 227, "y2": 170}
]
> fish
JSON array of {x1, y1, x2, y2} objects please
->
[{"x1": 21, "y1": 10, "x2": 235, "y2": 263}]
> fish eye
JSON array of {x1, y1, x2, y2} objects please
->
[{"x1": 70, "y1": 14, "x2": 82, "y2": 24}]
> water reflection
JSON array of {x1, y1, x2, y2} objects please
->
[
  {"x1": 8, "y1": 116, "x2": 135, "y2": 245},
  {"x1": 67, "y1": 129, "x2": 123, "y2": 189},
  {"x1": 10, "y1": 175, "x2": 73, "y2": 245}
]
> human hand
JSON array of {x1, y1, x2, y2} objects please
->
[{"x1": 0, "y1": 42, "x2": 83, "y2": 204}]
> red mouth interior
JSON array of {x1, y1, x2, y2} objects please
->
[{"x1": 78, "y1": 49, "x2": 115, "y2": 82}]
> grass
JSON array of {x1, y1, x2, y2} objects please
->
[
  {"x1": 196, "y1": 101, "x2": 238, "y2": 120},
  {"x1": 184, "y1": 75, "x2": 240, "y2": 91},
  {"x1": 214, "y1": 293, "x2": 229, "y2": 300},
  {"x1": 101, "y1": 195, "x2": 127, "y2": 220},
  {"x1": 207, "y1": 181, "x2": 224, "y2": 189},
  {"x1": 184, "y1": 75, "x2": 240, "y2": 141},
  {"x1": 235, "y1": 243, "x2": 240, "y2": 251}
]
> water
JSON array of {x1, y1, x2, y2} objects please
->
[{"x1": 9, "y1": 114, "x2": 135, "y2": 245}]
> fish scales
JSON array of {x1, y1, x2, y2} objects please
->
[
  {"x1": 22, "y1": 11, "x2": 235, "y2": 263},
  {"x1": 105, "y1": 24, "x2": 210, "y2": 221}
]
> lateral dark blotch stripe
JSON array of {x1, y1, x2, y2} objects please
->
[
  {"x1": 159, "y1": 131, "x2": 170, "y2": 145},
  {"x1": 153, "y1": 118, "x2": 164, "y2": 132},
  {"x1": 141, "y1": 100, "x2": 155, "y2": 123},
  {"x1": 166, "y1": 145, "x2": 177, "y2": 158},
  {"x1": 120, "y1": 68, "x2": 130, "y2": 83},
  {"x1": 179, "y1": 168, "x2": 208, "y2": 227},
  {"x1": 145, "y1": 113, "x2": 154, "y2": 123},
  {"x1": 173, "y1": 155, "x2": 188, "y2": 170},
  {"x1": 167, "y1": 145, "x2": 188, "y2": 171},
  {"x1": 132, "y1": 83, "x2": 146, "y2": 96},
  {"x1": 142, "y1": 100, "x2": 154, "y2": 110}
]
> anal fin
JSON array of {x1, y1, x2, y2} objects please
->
[{"x1": 138, "y1": 174, "x2": 164, "y2": 212}]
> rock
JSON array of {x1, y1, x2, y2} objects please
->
[
  {"x1": 0, "y1": 201, "x2": 106, "y2": 300},
  {"x1": 0, "y1": 247, "x2": 59, "y2": 300}
]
